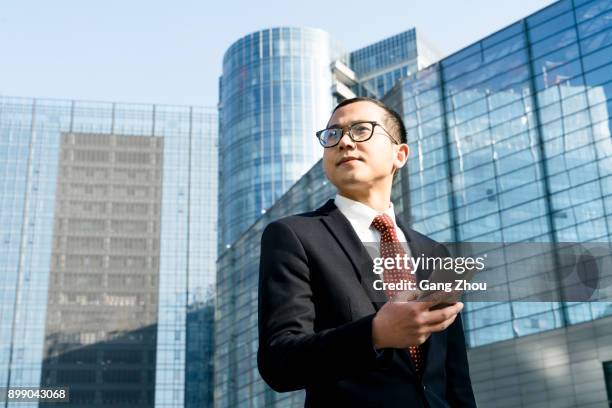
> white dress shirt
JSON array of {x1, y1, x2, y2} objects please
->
[{"x1": 333, "y1": 193, "x2": 412, "y2": 258}]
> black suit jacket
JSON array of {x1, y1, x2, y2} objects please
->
[{"x1": 258, "y1": 199, "x2": 477, "y2": 408}]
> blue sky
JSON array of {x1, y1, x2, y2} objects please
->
[{"x1": 0, "y1": 0, "x2": 556, "y2": 107}]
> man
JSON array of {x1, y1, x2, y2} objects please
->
[{"x1": 258, "y1": 97, "x2": 477, "y2": 407}]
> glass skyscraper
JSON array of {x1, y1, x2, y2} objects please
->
[
  {"x1": 0, "y1": 97, "x2": 218, "y2": 407},
  {"x1": 215, "y1": 0, "x2": 612, "y2": 407},
  {"x1": 350, "y1": 28, "x2": 440, "y2": 98},
  {"x1": 384, "y1": 0, "x2": 612, "y2": 348},
  {"x1": 218, "y1": 27, "x2": 339, "y2": 249}
]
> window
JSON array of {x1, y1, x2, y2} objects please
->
[
  {"x1": 529, "y1": 11, "x2": 575, "y2": 42},
  {"x1": 604, "y1": 361, "x2": 612, "y2": 408}
]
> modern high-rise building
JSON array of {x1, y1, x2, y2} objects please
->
[
  {"x1": 0, "y1": 97, "x2": 218, "y2": 407},
  {"x1": 350, "y1": 28, "x2": 441, "y2": 98},
  {"x1": 217, "y1": 27, "x2": 441, "y2": 250},
  {"x1": 214, "y1": 0, "x2": 612, "y2": 407},
  {"x1": 217, "y1": 27, "x2": 339, "y2": 249},
  {"x1": 41, "y1": 132, "x2": 163, "y2": 407}
]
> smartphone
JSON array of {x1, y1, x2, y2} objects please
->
[{"x1": 429, "y1": 302, "x2": 457, "y2": 311}]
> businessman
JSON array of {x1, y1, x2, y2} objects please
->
[{"x1": 258, "y1": 97, "x2": 477, "y2": 407}]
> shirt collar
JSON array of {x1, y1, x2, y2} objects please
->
[{"x1": 334, "y1": 193, "x2": 397, "y2": 230}]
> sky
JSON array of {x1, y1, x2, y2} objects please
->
[{"x1": 0, "y1": 0, "x2": 557, "y2": 107}]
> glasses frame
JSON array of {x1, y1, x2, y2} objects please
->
[{"x1": 315, "y1": 121, "x2": 398, "y2": 148}]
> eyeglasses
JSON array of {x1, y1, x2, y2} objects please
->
[{"x1": 315, "y1": 121, "x2": 397, "y2": 148}]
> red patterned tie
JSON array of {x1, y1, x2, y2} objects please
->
[{"x1": 371, "y1": 213, "x2": 424, "y2": 375}]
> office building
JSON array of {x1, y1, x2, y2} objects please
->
[
  {"x1": 350, "y1": 28, "x2": 440, "y2": 98},
  {"x1": 0, "y1": 97, "x2": 217, "y2": 407},
  {"x1": 214, "y1": 0, "x2": 612, "y2": 406},
  {"x1": 217, "y1": 27, "x2": 440, "y2": 250},
  {"x1": 218, "y1": 27, "x2": 339, "y2": 249}
]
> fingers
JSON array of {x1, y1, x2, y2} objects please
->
[
  {"x1": 417, "y1": 289, "x2": 448, "y2": 302},
  {"x1": 390, "y1": 291, "x2": 441, "y2": 312},
  {"x1": 428, "y1": 313, "x2": 458, "y2": 333},
  {"x1": 389, "y1": 289, "x2": 421, "y2": 303},
  {"x1": 421, "y1": 302, "x2": 463, "y2": 327}
]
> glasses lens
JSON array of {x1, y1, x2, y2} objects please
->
[
  {"x1": 319, "y1": 128, "x2": 342, "y2": 147},
  {"x1": 350, "y1": 122, "x2": 374, "y2": 141}
]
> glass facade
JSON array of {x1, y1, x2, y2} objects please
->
[
  {"x1": 41, "y1": 132, "x2": 163, "y2": 407},
  {"x1": 0, "y1": 97, "x2": 218, "y2": 407},
  {"x1": 218, "y1": 27, "x2": 338, "y2": 249},
  {"x1": 215, "y1": 0, "x2": 612, "y2": 406},
  {"x1": 350, "y1": 29, "x2": 441, "y2": 98},
  {"x1": 605, "y1": 360, "x2": 612, "y2": 407},
  {"x1": 386, "y1": 0, "x2": 612, "y2": 347}
]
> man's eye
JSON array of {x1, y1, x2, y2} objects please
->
[{"x1": 353, "y1": 125, "x2": 370, "y2": 134}]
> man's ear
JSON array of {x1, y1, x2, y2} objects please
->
[{"x1": 394, "y1": 144, "x2": 409, "y2": 170}]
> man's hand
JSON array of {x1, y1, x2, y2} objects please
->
[{"x1": 371, "y1": 292, "x2": 464, "y2": 349}]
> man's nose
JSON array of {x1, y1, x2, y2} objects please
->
[{"x1": 337, "y1": 130, "x2": 355, "y2": 149}]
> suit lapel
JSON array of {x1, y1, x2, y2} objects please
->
[{"x1": 318, "y1": 199, "x2": 387, "y2": 310}]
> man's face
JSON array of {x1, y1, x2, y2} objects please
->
[{"x1": 322, "y1": 101, "x2": 408, "y2": 194}]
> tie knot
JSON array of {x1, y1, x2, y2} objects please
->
[{"x1": 371, "y1": 213, "x2": 395, "y2": 233}]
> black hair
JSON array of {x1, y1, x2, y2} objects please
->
[{"x1": 332, "y1": 97, "x2": 407, "y2": 145}]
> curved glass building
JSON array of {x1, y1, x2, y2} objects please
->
[{"x1": 218, "y1": 27, "x2": 337, "y2": 248}]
